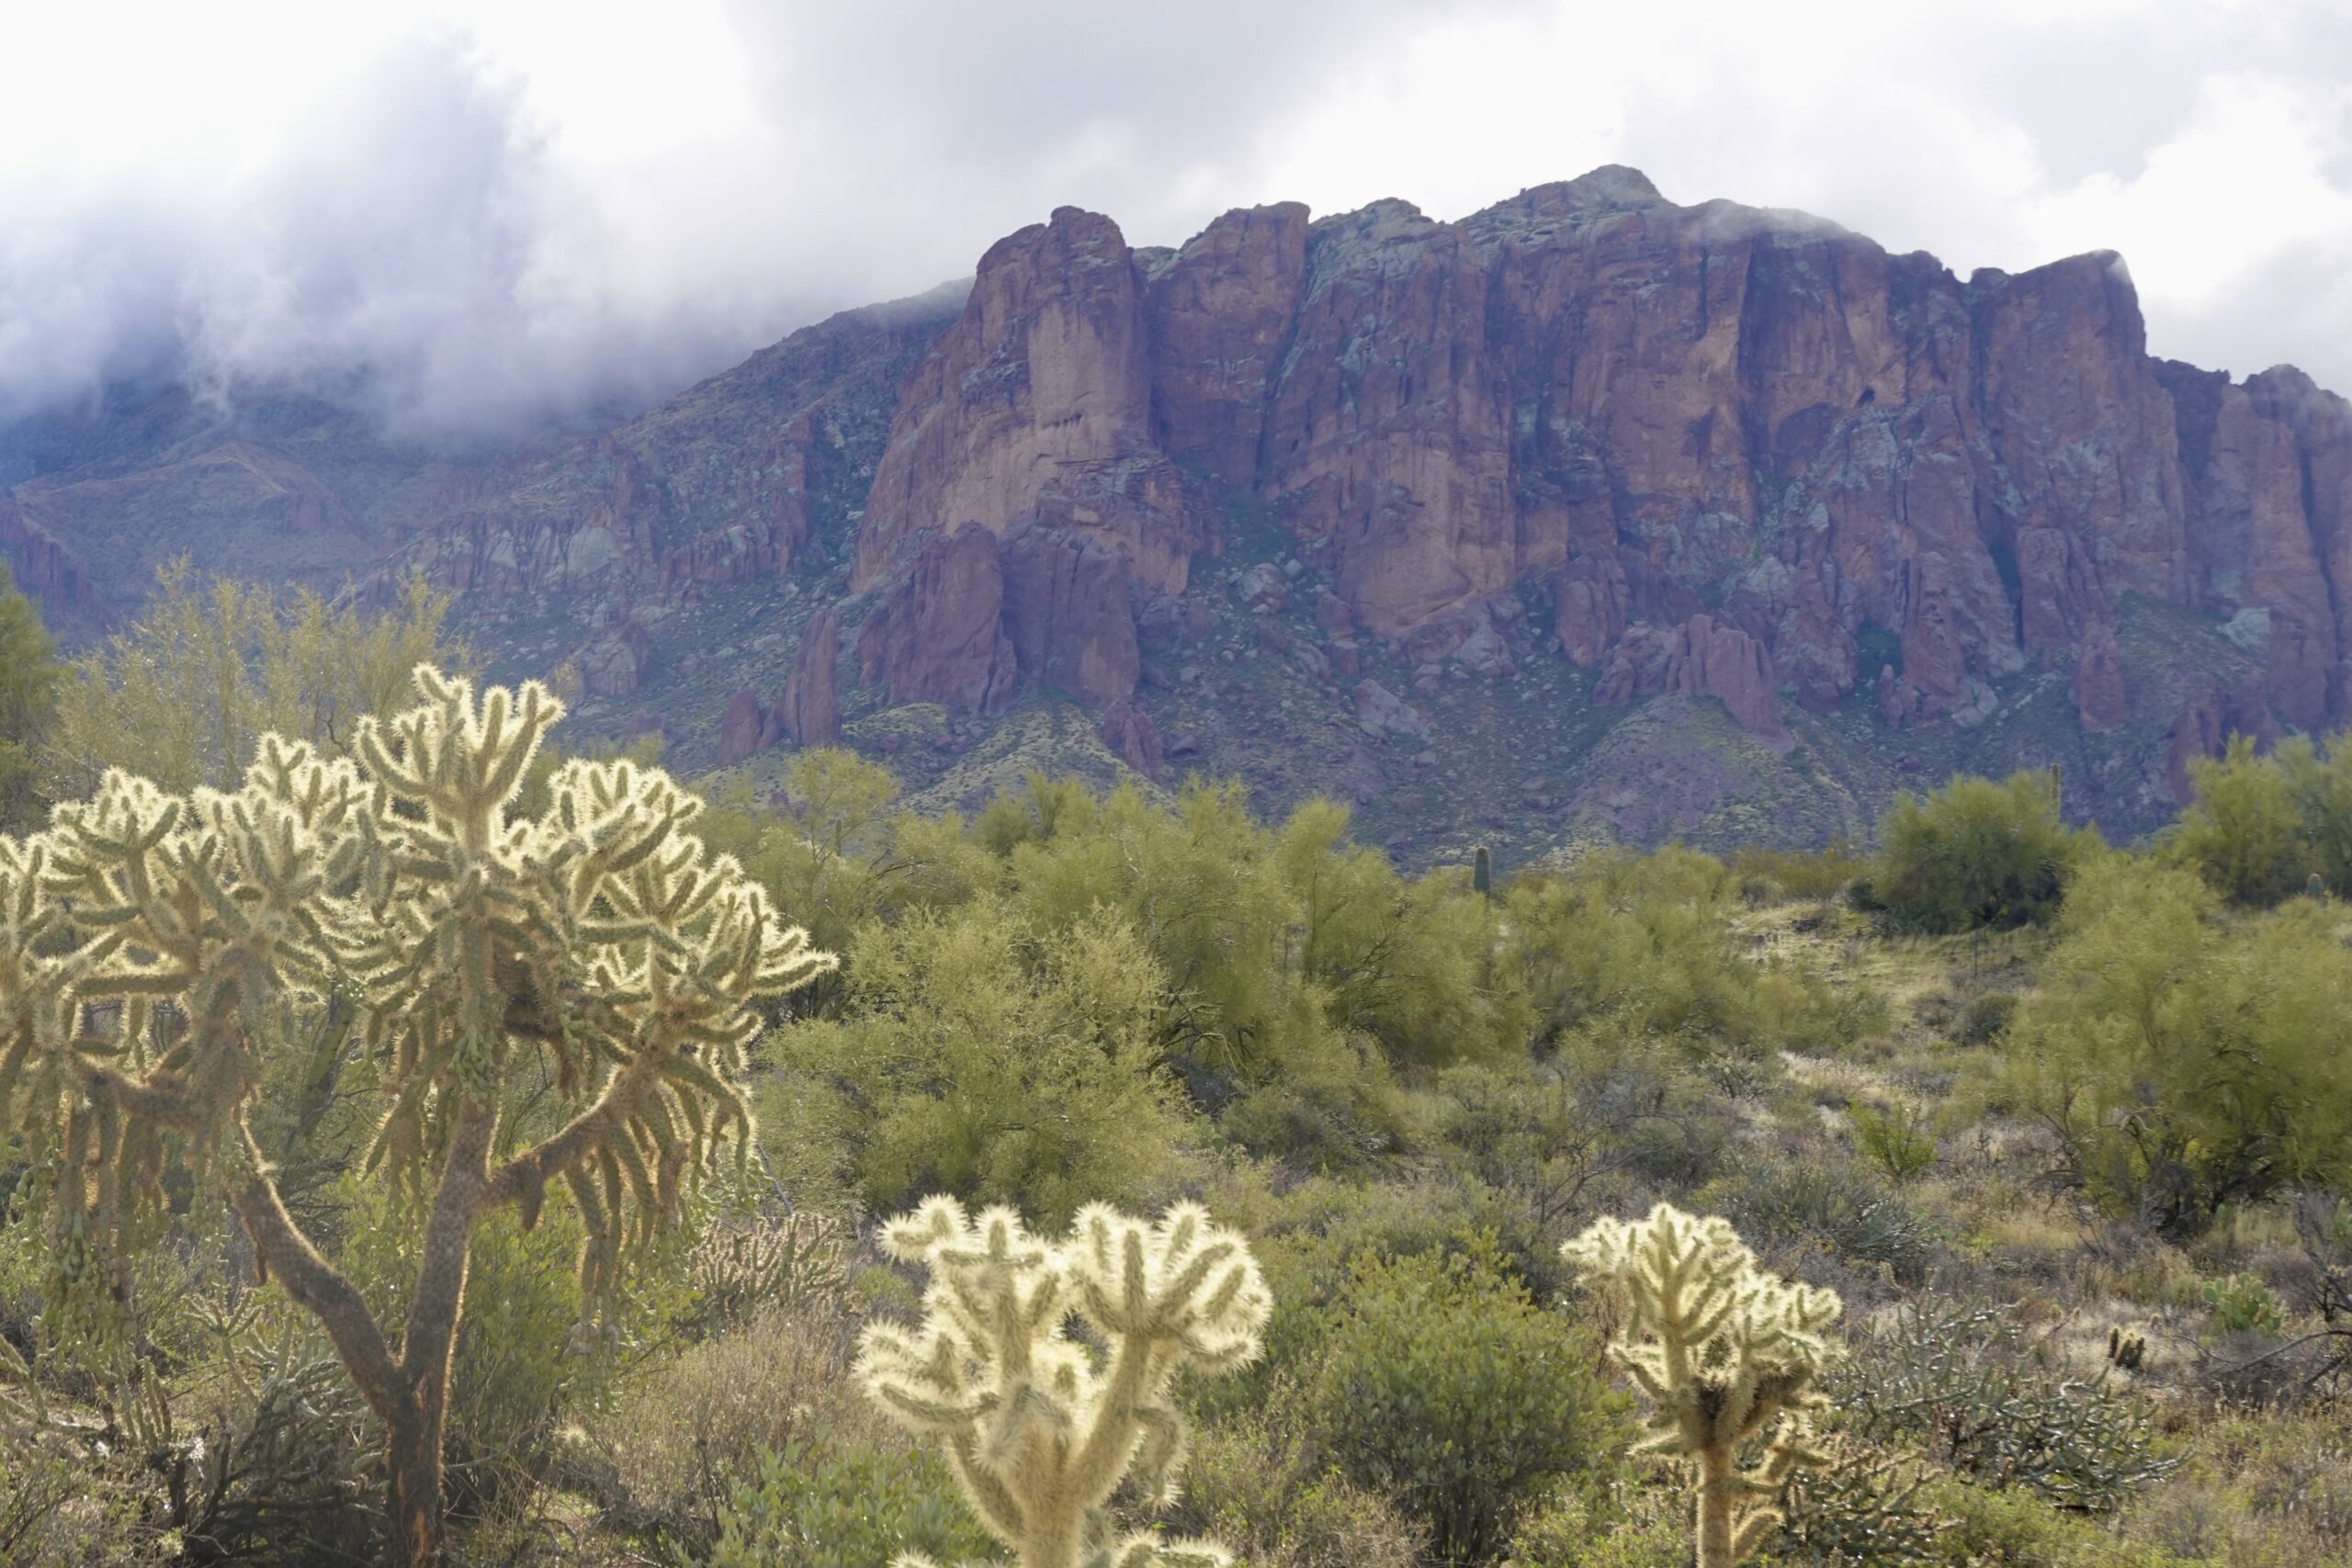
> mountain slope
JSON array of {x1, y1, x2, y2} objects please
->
[{"x1": 7, "y1": 169, "x2": 2348, "y2": 864}]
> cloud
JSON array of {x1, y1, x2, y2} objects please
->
[{"x1": 3, "y1": 0, "x2": 2351, "y2": 435}]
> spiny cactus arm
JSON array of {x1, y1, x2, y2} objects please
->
[{"x1": 224, "y1": 1120, "x2": 406, "y2": 1423}]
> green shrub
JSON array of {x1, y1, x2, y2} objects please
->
[
  {"x1": 1502, "y1": 1484, "x2": 1687, "y2": 1567},
  {"x1": 1730, "y1": 840, "x2": 1865, "y2": 902},
  {"x1": 709, "y1": 1438, "x2": 995, "y2": 1568},
  {"x1": 1772, "y1": 1450, "x2": 1941, "y2": 1563},
  {"x1": 764, "y1": 900, "x2": 1189, "y2": 1225},
  {"x1": 1849, "y1": 1102, "x2": 1938, "y2": 1184},
  {"x1": 1871, "y1": 772, "x2": 2096, "y2": 931},
  {"x1": 1705, "y1": 1158, "x2": 1939, "y2": 1281},
  {"x1": 2165, "y1": 732, "x2": 2352, "y2": 907},
  {"x1": 1956, "y1": 991, "x2": 2018, "y2": 1044},
  {"x1": 1831, "y1": 1303, "x2": 2177, "y2": 1512},
  {"x1": 2002, "y1": 856, "x2": 2352, "y2": 1234},
  {"x1": 1162, "y1": 1403, "x2": 1426, "y2": 1568},
  {"x1": 1304, "y1": 1235, "x2": 1630, "y2": 1564}
]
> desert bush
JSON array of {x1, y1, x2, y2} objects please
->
[
  {"x1": 2003, "y1": 856, "x2": 2352, "y2": 1234},
  {"x1": 0, "y1": 563, "x2": 57, "y2": 831},
  {"x1": 765, "y1": 900, "x2": 1188, "y2": 1224},
  {"x1": 1831, "y1": 1302, "x2": 2176, "y2": 1511},
  {"x1": 2166, "y1": 731, "x2": 2352, "y2": 906},
  {"x1": 1871, "y1": 771, "x2": 2095, "y2": 931},
  {"x1": 1305, "y1": 1235, "x2": 1630, "y2": 1563},
  {"x1": 1849, "y1": 1101, "x2": 1938, "y2": 1184},
  {"x1": 1160, "y1": 1401, "x2": 1427, "y2": 1568},
  {"x1": 1954, "y1": 990, "x2": 2018, "y2": 1044},
  {"x1": 709, "y1": 1436, "x2": 993, "y2": 1568},
  {"x1": 594, "y1": 1297, "x2": 879, "y2": 1551},
  {"x1": 1730, "y1": 839, "x2": 1865, "y2": 902},
  {"x1": 1705, "y1": 1158, "x2": 1939, "y2": 1282},
  {"x1": 1501, "y1": 1483, "x2": 1687, "y2": 1567},
  {"x1": 1772, "y1": 1450, "x2": 1942, "y2": 1564}
]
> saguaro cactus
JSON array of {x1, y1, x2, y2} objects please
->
[
  {"x1": 1564, "y1": 1203, "x2": 1842, "y2": 1568},
  {"x1": 858, "y1": 1196, "x2": 1271, "y2": 1568}
]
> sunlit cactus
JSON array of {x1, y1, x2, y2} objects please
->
[
  {"x1": 0, "y1": 668, "x2": 834, "y2": 1565},
  {"x1": 1564, "y1": 1202, "x2": 1842, "y2": 1568},
  {"x1": 858, "y1": 1196, "x2": 1271, "y2": 1568}
]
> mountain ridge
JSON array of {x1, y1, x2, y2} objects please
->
[{"x1": 6, "y1": 169, "x2": 2347, "y2": 864}]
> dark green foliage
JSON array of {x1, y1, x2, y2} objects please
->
[
  {"x1": 1831, "y1": 1303, "x2": 2177, "y2": 1512},
  {"x1": 1956, "y1": 992, "x2": 2018, "y2": 1045},
  {"x1": 1705, "y1": 1158, "x2": 1939, "y2": 1281},
  {"x1": 1303, "y1": 1236, "x2": 1631, "y2": 1564},
  {"x1": 709, "y1": 1438, "x2": 995, "y2": 1568},
  {"x1": 0, "y1": 563, "x2": 58, "y2": 830},
  {"x1": 1871, "y1": 772, "x2": 2096, "y2": 931}
]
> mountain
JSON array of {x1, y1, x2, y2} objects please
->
[{"x1": 8, "y1": 166, "x2": 2350, "y2": 866}]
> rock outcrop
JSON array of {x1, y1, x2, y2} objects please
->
[
  {"x1": 779, "y1": 608, "x2": 842, "y2": 747},
  {"x1": 857, "y1": 525, "x2": 1019, "y2": 711},
  {"x1": 841, "y1": 167, "x2": 2352, "y2": 758}
]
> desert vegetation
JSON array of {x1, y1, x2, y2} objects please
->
[{"x1": 5, "y1": 568, "x2": 2352, "y2": 1566}]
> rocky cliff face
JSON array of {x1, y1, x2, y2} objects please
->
[
  {"x1": 14, "y1": 167, "x2": 2352, "y2": 854},
  {"x1": 839, "y1": 166, "x2": 2352, "y2": 803}
]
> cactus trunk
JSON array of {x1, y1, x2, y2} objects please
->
[{"x1": 1695, "y1": 1448, "x2": 1736, "y2": 1568}]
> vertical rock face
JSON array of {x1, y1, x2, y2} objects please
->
[
  {"x1": 779, "y1": 607, "x2": 842, "y2": 748},
  {"x1": 716, "y1": 686, "x2": 772, "y2": 768},
  {"x1": 822, "y1": 167, "x2": 2352, "y2": 752},
  {"x1": 857, "y1": 524, "x2": 1019, "y2": 711},
  {"x1": 1146, "y1": 203, "x2": 1311, "y2": 480}
]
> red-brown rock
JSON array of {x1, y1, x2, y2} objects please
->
[
  {"x1": 857, "y1": 525, "x2": 1018, "y2": 711},
  {"x1": 1667, "y1": 614, "x2": 1788, "y2": 749},
  {"x1": 1100, "y1": 698, "x2": 1163, "y2": 778},
  {"x1": 2071, "y1": 618, "x2": 2128, "y2": 730},
  {"x1": 716, "y1": 686, "x2": 769, "y2": 767},
  {"x1": 779, "y1": 607, "x2": 842, "y2": 746}
]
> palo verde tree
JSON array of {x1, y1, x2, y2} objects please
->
[
  {"x1": 0, "y1": 669, "x2": 831, "y2": 1565},
  {"x1": 1565, "y1": 1203, "x2": 1842, "y2": 1568},
  {"x1": 858, "y1": 1195, "x2": 1271, "y2": 1568}
]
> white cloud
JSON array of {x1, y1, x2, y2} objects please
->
[{"x1": 2, "y1": 0, "x2": 2349, "y2": 433}]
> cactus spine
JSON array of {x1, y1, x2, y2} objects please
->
[
  {"x1": 858, "y1": 1196, "x2": 1271, "y2": 1568},
  {"x1": 1564, "y1": 1203, "x2": 1841, "y2": 1568}
]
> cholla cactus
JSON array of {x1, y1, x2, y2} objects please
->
[
  {"x1": 1564, "y1": 1203, "x2": 1842, "y2": 1568},
  {"x1": 858, "y1": 1197, "x2": 1271, "y2": 1568},
  {"x1": 0, "y1": 669, "x2": 833, "y2": 1566}
]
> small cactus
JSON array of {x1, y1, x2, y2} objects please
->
[
  {"x1": 2106, "y1": 1325, "x2": 2147, "y2": 1372},
  {"x1": 858, "y1": 1197, "x2": 1271, "y2": 1568},
  {"x1": 2310, "y1": 871, "x2": 2327, "y2": 900},
  {"x1": 1565, "y1": 1203, "x2": 1842, "y2": 1568},
  {"x1": 1473, "y1": 845, "x2": 1493, "y2": 897}
]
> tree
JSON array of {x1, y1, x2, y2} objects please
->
[
  {"x1": 1565, "y1": 1203, "x2": 1841, "y2": 1568},
  {"x1": 2001, "y1": 854, "x2": 2352, "y2": 1234},
  {"x1": 0, "y1": 669, "x2": 831, "y2": 1564},
  {"x1": 41, "y1": 558, "x2": 461, "y2": 798},
  {"x1": 0, "y1": 561, "x2": 60, "y2": 829},
  {"x1": 857, "y1": 1196, "x2": 1271, "y2": 1568},
  {"x1": 1868, "y1": 771, "x2": 2094, "y2": 931},
  {"x1": 2165, "y1": 731, "x2": 2352, "y2": 905}
]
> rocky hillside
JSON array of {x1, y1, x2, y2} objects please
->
[{"x1": 7, "y1": 166, "x2": 2349, "y2": 866}]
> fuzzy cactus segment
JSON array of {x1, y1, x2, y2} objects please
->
[
  {"x1": 1564, "y1": 1202, "x2": 1841, "y2": 1568},
  {"x1": 860, "y1": 1197, "x2": 1272, "y2": 1568}
]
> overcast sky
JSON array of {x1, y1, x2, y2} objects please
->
[{"x1": 4, "y1": 0, "x2": 2348, "y2": 435}]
